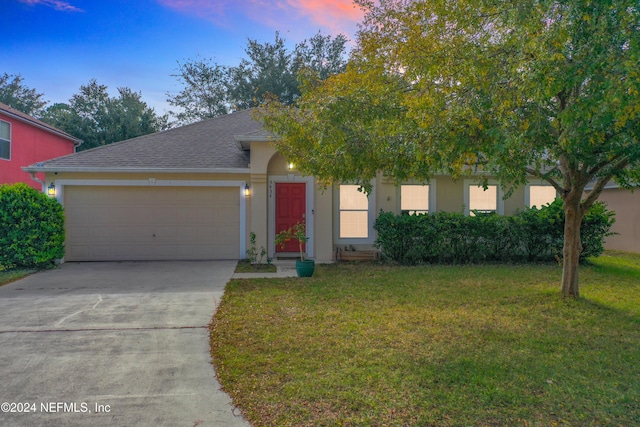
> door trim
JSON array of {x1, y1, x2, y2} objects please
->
[
  {"x1": 268, "y1": 175, "x2": 315, "y2": 259},
  {"x1": 275, "y1": 182, "x2": 307, "y2": 253}
]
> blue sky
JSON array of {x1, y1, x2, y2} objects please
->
[{"x1": 3, "y1": 0, "x2": 362, "y2": 114}]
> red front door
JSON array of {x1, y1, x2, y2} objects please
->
[{"x1": 275, "y1": 183, "x2": 306, "y2": 253}]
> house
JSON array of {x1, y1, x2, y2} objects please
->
[
  {"x1": 592, "y1": 183, "x2": 640, "y2": 253},
  {"x1": 0, "y1": 102, "x2": 81, "y2": 190},
  {"x1": 23, "y1": 109, "x2": 557, "y2": 263}
]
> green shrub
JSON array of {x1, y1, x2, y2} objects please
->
[
  {"x1": 374, "y1": 198, "x2": 615, "y2": 265},
  {"x1": 0, "y1": 183, "x2": 65, "y2": 269},
  {"x1": 578, "y1": 200, "x2": 617, "y2": 259}
]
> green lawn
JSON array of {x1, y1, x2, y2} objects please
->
[{"x1": 211, "y1": 253, "x2": 640, "y2": 426}]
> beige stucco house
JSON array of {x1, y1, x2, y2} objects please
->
[
  {"x1": 592, "y1": 184, "x2": 640, "y2": 253},
  {"x1": 24, "y1": 109, "x2": 559, "y2": 263}
]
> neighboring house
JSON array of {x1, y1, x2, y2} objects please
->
[
  {"x1": 24, "y1": 109, "x2": 557, "y2": 263},
  {"x1": 592, "y1": 183, "x2": 640, "y2": 253},
  {"x1": 0, "y1": 102, "x2": 81, "y2": 190}
]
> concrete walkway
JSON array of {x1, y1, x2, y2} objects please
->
[
  {"x1": 231, "y1": 260, "x2": 298, "y2": 279},
  {"x1": 0, "y1": 261, "x2": 250, "y2": 427}
]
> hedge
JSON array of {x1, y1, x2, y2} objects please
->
[
  {"x1": 373, "y1": 199, "x2": 615, "y2": 265},
  {"x1": 0, "y1": 183, "x2": 65, "y2": 269}
]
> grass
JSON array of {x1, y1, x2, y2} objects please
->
[
  {"x1": 0, "y1": 267, "x2": 35, "y2": 286},
  {"x1": 210, "y1": 253, "x2": 640, "y2": 426},
  {"x1": 235, "y1": 260, "x2": 278, "y2": 273}
]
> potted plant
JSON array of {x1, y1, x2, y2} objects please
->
[{"x1": 274, "y1": 221, "x2": 315, "y2": 277}]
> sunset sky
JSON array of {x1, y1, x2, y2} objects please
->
[{"x1": 4, "y1": 0, "x2": 363, "y2": 114}]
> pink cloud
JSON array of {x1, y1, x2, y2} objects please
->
[
  {"x1": 157, "y1": 0, "x2": 363, "y2": 36},
  {"x1": 19, "y1": 0, "x2": 83, "y2": 12},
  {"x1": 290, "y1": 0, "x2": 364, "y2": 28}
]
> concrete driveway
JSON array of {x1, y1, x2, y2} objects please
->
[{"x1": 0, "y1": 261, "x2": 250, "y2": 427}]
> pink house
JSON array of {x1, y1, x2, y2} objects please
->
[{"x1": 0, "y1": 102, "x2": 81, "y2": 190}]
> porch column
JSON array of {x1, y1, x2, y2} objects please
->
[{"x1": 250, "y1": 173, "x2": 268, "y2": 256}]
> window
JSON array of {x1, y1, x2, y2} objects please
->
[
  {"x1": 339, "y1": 185, "x2": 369, "y2": 238},
  {"x1": 464, "y1": 180, "x2": 504, "y2": 216},
  {"x1": 0, "y1": 120, "x2": 10, "y2": 160},
  {"x1": 401, "y1": 185, "x2": 429, "y2": 214},
  {"x1": 469, "y1": 185, "x2": 497, "y2": 215},
  {"x1": 527, "y1": 185, "x2": 556, "y2": 208}
]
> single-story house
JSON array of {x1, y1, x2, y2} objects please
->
[
  {"x1": 1, "y1": 102, "x2": 81, "y2": 189},
  {"x1": 24, "y1": 109, "x2": 558, "y2": 263},
  {"x1": 592, "y1": 183, "x2": 640, "y2": 253}
]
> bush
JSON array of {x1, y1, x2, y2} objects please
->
[
  {"x1": 0, "y1": 183, "x2": 65, "y2": 269},
  {"x1": 374, "y1": 198, "x2": 615, "y2": 265}
]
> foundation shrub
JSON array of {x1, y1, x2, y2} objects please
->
[
  {"x1": 0, "y1": 183, "x2": 65, "y2": 269},
  {"x1": 374, "y1": 199, "x2": 614, "y2": 265}
]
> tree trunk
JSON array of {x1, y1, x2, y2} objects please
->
[{"x1": 562, "y1": 197, "x2": 584, "y2": 298}]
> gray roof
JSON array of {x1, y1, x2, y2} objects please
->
[{"x1": 24, "y1": 109, "x2": 268, "y2": 173}]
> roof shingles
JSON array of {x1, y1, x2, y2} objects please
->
[{"x1": 28, "y1": 109, "x2": 264, "y2": 171}]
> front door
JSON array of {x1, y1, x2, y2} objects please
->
[{"x1": 275, "y1": 183, "x2": 306, "y2": 253}]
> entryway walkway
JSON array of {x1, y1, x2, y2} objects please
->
[{"x1": 231, "y1": 260, "x2": 298, "y2": 279}]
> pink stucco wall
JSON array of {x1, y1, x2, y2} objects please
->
[{"x1": 0, "y1": 112, "x2": 76, "y2": 190}]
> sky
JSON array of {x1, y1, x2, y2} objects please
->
[{"x1": 3, "y1": 0, "x2": 364, "y2": 115}]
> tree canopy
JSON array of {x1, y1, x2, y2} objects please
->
[
  {"x1": 41, "y1": 79, "x2": 169, "y2": 151},
  {"x1": 167, "y1": 31, "x2": 349, "y2": 125},
  {"x1": 0, "y1": 73, "x2": 48, "y2": 117},
  {"x1": 260, "y1": 0, "x2": 640, "y2": 297}
]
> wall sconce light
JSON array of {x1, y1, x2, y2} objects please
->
[
  {"x1": 47, "y1": 183, "x2": 56, "y2": 197},
  {"x1": 244, "y1": 184, "x2": 250, "y2": 196},
  {"x1": 288, "y1": 162, "x2": 295, "y2": 170}
]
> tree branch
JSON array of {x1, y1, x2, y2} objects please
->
[
  {"x1": 582, "y1": 157, "x2": 630, "y2": 210},
  {"x1": 586, "y1": 152, "x2": 626, "y2": 177},
  {"x1": 526, "y1": 167, "x2": 565, "y2": 193}
]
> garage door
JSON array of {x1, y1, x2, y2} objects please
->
[{"x1": 64, "y1": 186, "x2": 240, "y2": 261}]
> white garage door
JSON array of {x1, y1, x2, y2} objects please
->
[{"x1": 64, "y1": 186, "x2": 240, "y2": 261}]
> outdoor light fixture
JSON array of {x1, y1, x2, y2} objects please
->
[
  {"x1": 244, "y1": 184, "x2": 250, "y2": 196},
  {"x1": 288, "y1": 162, "x2": 295, "y2": 170},
  {"x1": 47, "y1": 183, "x2": 56, "y2": 197}
]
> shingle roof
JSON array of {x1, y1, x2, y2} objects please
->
[
  {"x1": 25, "y1": 109, "x2": 266, "y2": 172},
  {"x1": 0, "y1": 102, "x2": 82, "y2": 145}
]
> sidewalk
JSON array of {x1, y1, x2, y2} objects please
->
[{"x1": 231, "y1": 260, "x2": 298, "y2": 279}]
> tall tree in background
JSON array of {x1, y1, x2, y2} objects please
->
[
  {"x1": 42, "y1": 79, "x2": 168, "y2": 151},
  {"x1": 167, "y1": 32, "x2": 349, "y2": 124},
  {"x1": 260, "y1": 0, "x2": 640, "y2": 298},
  {"x1": 167, "y1": 57, "x2": 232, "y2": 125},
  {"x1": 230, "y1": 32, "x2": 298, "y2": 110},
  {"x1": 0, "y1": 73, "x2": 48, "y2": 117},
  {"x1": 294, "y1": 31, "x2": 349, "y2": 80}
]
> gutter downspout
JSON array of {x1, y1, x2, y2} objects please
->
[{"x1": 29, "y1": 172, "x2": 46, "y2": 194}]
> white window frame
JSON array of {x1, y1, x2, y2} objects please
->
[
  {"x1": 0, "y1": 120, "x2": 11, "y2": 161},
  {"x1": 399, "y1": 181, "x2": 437, "y2": 215},
  {"x1": 525, "y1": 180, "x2": 558, "y2": 209},
  {"x1": 463, "y1": 179, "x2": 504, "y2": 216},
  {"x1": 336, "y1": 183, "x2": 376, "y2": 244}
]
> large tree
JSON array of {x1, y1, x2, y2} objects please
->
[
  {"x1": 230, "y1": 32, "x2": 299, "y2": 110},
  {"x1": 42, "y1": 79, "x2": 168, "y2": 151},
  {"x1": 167, "y1": 57, "x2": 232, "y2": 125},
  {"x1": 260, "y1": 0, "x2": 640, "y2": 298},
  {"x1": 0, "y1": 73, "x2": 48, "y2": 117},
  {"x1": 294, "y1": 31, "x2": 349, "y2": 81},
  {"x1": 167, "y1": 32, "x2": 349, "y2": 124}
]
